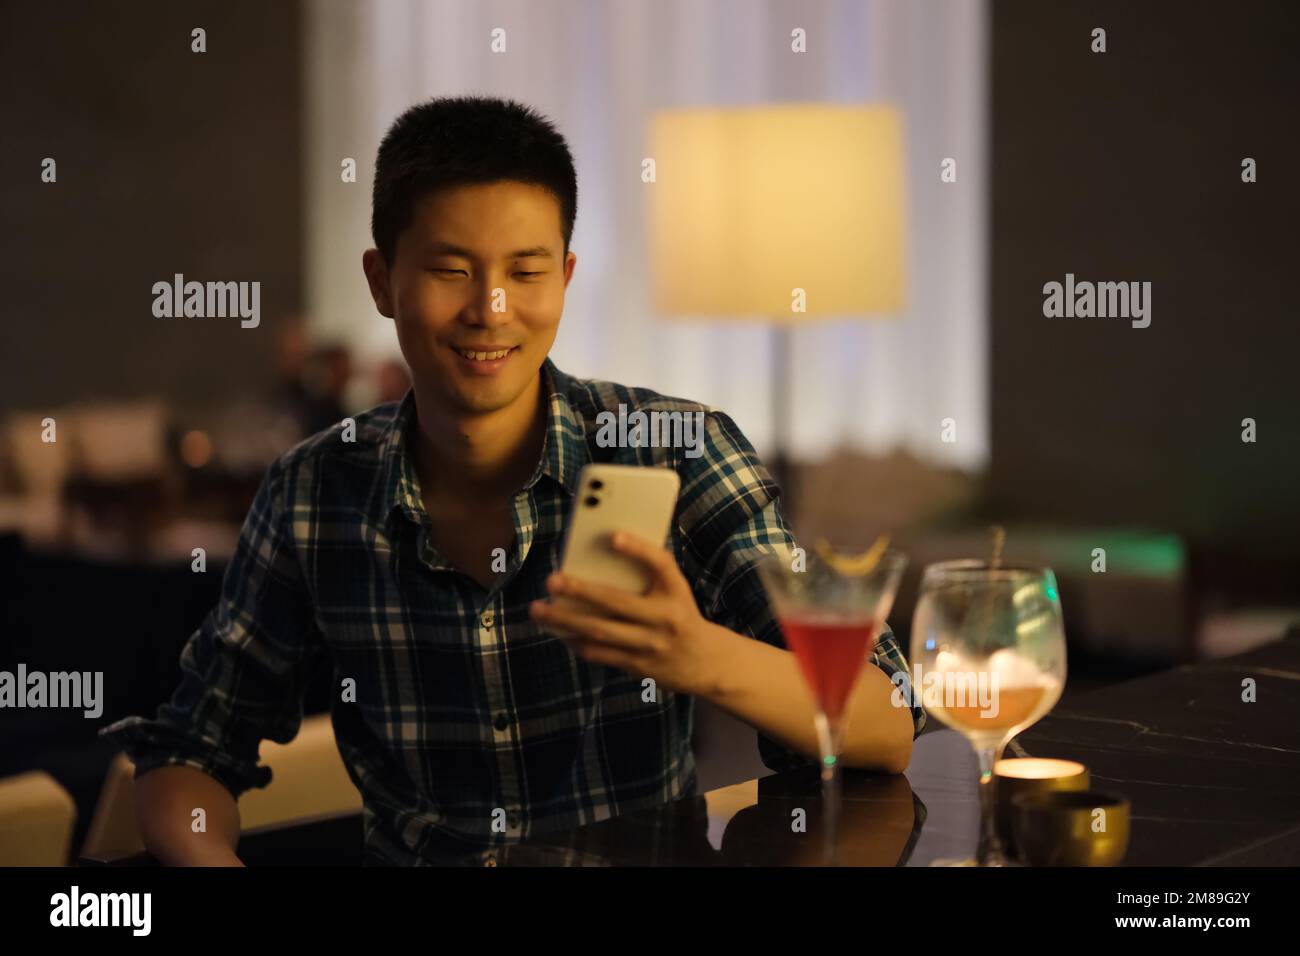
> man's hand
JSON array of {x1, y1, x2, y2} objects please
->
[
  {"x1": 529, "y1": 529, "x2": 915, "y2": 772},
  {"x1": 529, "y1": 531, "x2": 724, "y2": 698}
]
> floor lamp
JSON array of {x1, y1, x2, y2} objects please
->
[{"x1": 647, "y1": 104, "x2": 907, "y2": 525}]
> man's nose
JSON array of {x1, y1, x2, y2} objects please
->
[{"x1": 463, "y1": 274, "x2": 513, "y2": 326}]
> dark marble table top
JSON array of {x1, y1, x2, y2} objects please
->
[
  {"x1": 501, "y1": 629, "x2": 1300, "y2": 866},
  {"x1": 82, "y1": 631, "x2": 1299, "y2": 867}
]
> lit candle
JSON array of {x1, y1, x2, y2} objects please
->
[
  {"x1": 994, "y1": 758, "x2": 1089, "y2": 858},
  {"x1": 995, "y1": 758, "x2": 1086, "y2": 780}
]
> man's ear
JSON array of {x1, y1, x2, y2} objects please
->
[
  {"x1": 563, "y1": 250, "x2": 577, "y2": 289},
  {"x1": 362, "y1": 248, "x2": 395, "y2": 318}
]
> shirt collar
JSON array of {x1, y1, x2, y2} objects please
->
[
  {"x1": 380, "y1": 355, "x2": 588, "y2": 528},
  {"x1": 527, "y1": 356, "x2": 590, "y2": 496}
]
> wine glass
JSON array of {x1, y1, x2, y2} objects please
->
[
  {"x1": 757, "y1": 545, "x2": 908, "y2": 865},
  {"x1": 909, "y1": 561, "x2": 1067, "y2": 866}
]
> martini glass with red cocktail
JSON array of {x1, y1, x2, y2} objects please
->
[{"x1": 757, "y1": 543, "x2": 908, "y2": 865}]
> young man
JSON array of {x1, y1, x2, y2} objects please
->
[{"x1": 101, "y1": 96, "x2": 924, "y2": 866}]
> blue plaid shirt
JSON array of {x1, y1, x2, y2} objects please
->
[{"x1": 100, "y1": 357, "x2": 924, "y2": 865}]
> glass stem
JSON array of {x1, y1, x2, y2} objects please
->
[
  {"x1": 813, "y1": 711, "x2": 844, "y2": 866},
  {"x1": 975, "y1": 740, "x2": 1009, "y2": 867}
]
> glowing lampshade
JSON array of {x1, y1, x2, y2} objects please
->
[{"x1": 647, "y1": 104, "x2": 907, "y2": 320}]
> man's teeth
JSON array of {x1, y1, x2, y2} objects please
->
[{"x1": 458, "y1": 348, "x2": 512, "y2": 361}]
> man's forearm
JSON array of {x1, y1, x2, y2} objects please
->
[
  {"x1": 134, "y1": 765, "x2": 245, "y2": 866},
  {"x1": 699, "y1": 622, "x2": 914, "y2": 773}
]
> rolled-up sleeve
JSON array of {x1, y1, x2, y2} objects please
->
[
  {"x1": 677, "y1": 412, "x2": 925, "y2": 774},
  {"x1": 98, "y1": 455, "x2": 325, "y2": 798}
]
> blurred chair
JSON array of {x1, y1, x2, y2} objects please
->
[
  {"x1": 81, "y1": 752, "x2": 146, "y2": 862},
  {"x1": 70, "y1": 401, "x2": 169, "y2": 480},
  {"x1": 6, "y1": 410, "x2": 74, "y2": 496},
  {"x1": 57, "y1": 401, "x2": 174, "y2": 557},
  {"x1": 0, "y1": 770, "x2": 78, "y2": 866},
  {"x1": 2, "y1": 411, "x2": 74, "y2": 545},
  {"x1": 238, "y1": 713, "x2": 362, "y2": 828},
  {"x1": 82, "y1": 713, "x2": 361, "y2": 861}
]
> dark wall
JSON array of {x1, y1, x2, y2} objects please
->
[
  {"x1": 990, "y1": 0, "x2": 1300, "y2": 561},
  {"x1": 0, "y1": 0, "x2": 301, "y2": 410}
]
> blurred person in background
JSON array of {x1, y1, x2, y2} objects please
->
[
  {"x1": 274, "y1": 315, "x2": 354, "y2": 437},
  {"x1": 374, "y1": 356, "x2": 412, "y2": 405}
]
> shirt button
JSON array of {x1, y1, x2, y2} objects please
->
[
  {"x1": 493, "y1": 712, "x2": 509, "y2": 731},
  {"x1": 483, "y1": 853, "x2": 498, "y2": 867},
  {"x1": 481, "y1": 609, "x2": 495, "y2": 629}
]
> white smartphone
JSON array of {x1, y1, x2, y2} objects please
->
[{"x1": 554, "y1": 464, "x2": 681, "y2": 617}]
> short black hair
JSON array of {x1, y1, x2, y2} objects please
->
[{"x1": 371, "y1": 95, "x2": 578, "y2": 266}]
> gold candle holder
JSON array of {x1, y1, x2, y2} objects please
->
[
  {"x1": 1011, "y1": 790, "x2": 1130, "y2": 866},
  {"x1": 994, "y1": 758, "x2": 1089, "y2": 858}
]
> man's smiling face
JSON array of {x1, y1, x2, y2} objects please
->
[{"x1": 369, "y1": 179, "x2": 576, "y2": 416}]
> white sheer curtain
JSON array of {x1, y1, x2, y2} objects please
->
[{"x1": 303, "y1": 0, "x2": 988, "y2": 469}]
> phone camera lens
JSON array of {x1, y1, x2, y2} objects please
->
[
  {"x1": 589, "y1": 479, "x2": 604, "y2": 491},
  {"x1": 584, "y1": 496, "x2": 600, "y2": 507}
]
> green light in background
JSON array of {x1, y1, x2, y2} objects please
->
[
  {"x1": 1008, "y1": 528, "x2": 1186, "y2": 579},
  {"x1": 1111, "y1": 536, "x2": 1185, "y2": 576}
]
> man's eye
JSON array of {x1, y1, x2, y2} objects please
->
[
  {"x1": 430, "y1": 268, "x2": 466, "y2": 276},
  {"x1": 515, "y1": 272, "x2": 543, "y2": 278}
]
